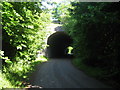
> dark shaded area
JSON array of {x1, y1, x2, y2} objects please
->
[
  {"x1": 47, "y1": 31, "x2": 73, "y2": 58},
  {"x1": 2, "y1": 30, "x2": 17, "y2": 64},
  {"x1": 65, "y1": 2, "x2": 120, "y2": 88}
]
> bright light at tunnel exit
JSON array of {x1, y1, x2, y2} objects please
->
[{"x1": 67, "y1": 46, "x2": 73, "y2": 54}]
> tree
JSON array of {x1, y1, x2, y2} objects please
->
[
  {"x1": 2, "y1": 2, "x2": 51, "y2": 63},
  {"x1": 63, "y1": 2, "x2": 120, "y2": 70},
  {"x1": 51, "y1": 2, "x2": 72, "y2": 22}
]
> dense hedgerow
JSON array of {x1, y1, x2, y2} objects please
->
[
  {"x1": 1, "y1": 2, "x2": 51, "y2": 88},
  {"x1": 2, "y1": 2, "x2": 51, "y2": 62},
  {"x1": 63, "y1": 2, "x2": 120, "y2": 84}
]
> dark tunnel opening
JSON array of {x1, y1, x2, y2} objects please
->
[{"x1": 46, "y1": 31, "x2": 73, "y2": 58}]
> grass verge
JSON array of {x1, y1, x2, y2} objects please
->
[
  {"x1": 73, "y1": 58, "x2": 106, "y2": 77},
  {"x1": 0, "y1": 71, "x2": 13, "y2": 88},
  {"x1": 0, "y1": 55, "x2": 48, "y2": 89},
  {"x1": 72, "y1": 58, "x2": 120, "y2": 88}
]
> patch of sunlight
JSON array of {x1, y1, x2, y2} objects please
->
[
  {"x1": 35, "y1": 55, "x2": 48, "y2": 62},
  {"x1": 50, "y1": 23, "x2": 62, "y2": 27},
  {"x1": 0, "y1": 71, "x2": 13, "y2": 89},
  {"x1": 46, "y1": 23, "x2": 62, "y2": 34}
]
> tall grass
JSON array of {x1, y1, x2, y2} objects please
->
[{"x1": 0, "y1": 55, "x2": 48, "y2": 89}]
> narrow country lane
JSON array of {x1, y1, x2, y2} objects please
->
[{"x1": 29, "y1": 59, "x2": 110, "y2": 88}]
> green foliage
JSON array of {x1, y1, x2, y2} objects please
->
[
  {"x1": 0, "y1": 71, "x2": 14, "y2": 89},
  {"x1": 1, "y1": 2, "x2": 50, "y2": 88},
  {"x1": 73, "y1": 58, "x2": 106, "y2": 77},
  {"x1": 52, "y1": 2, "x2": 72, "y2": 22},
  {"x1": 0, "y1": 51, "x2": 47, "y2": 88},
  {"x1": 0, "y1": 51, "x2": 13, "y2": 88},
  {"x1": 2, "y1": 2, "x2": 51, "y2": 62},
  {"x1": 0, "y1": 50, "x2": 4, "y2": 59},
  {"x1": 63, "y1": 2, "x2": 120, "y2": 87},
  {"x1": 1, "y1": 56, "x2": 47, "y2": 88},
  {"x1": 63, "y1": 2, "x2": 120, "y2": 69}
]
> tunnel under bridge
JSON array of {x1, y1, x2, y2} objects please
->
[{"x1": 46, "y1": 31, "x2": 73, "y2": 58}]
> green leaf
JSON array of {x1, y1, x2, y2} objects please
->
[
  {"x1": 5, "y1": 60, "x2": 12, "y2": 64},
  {"x1": 17, "y1": 45, "x2": 22, "y2": 50},
  {"x1": 0, "y1": 50, "x2": 4, "y2": 56},
  {"x1": 23, "y1": 76, "x2": 27, "y2": 78}
]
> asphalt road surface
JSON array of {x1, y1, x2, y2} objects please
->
[{"x1": 30, "y1": 59, "x2": 110, "y2": 88}]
